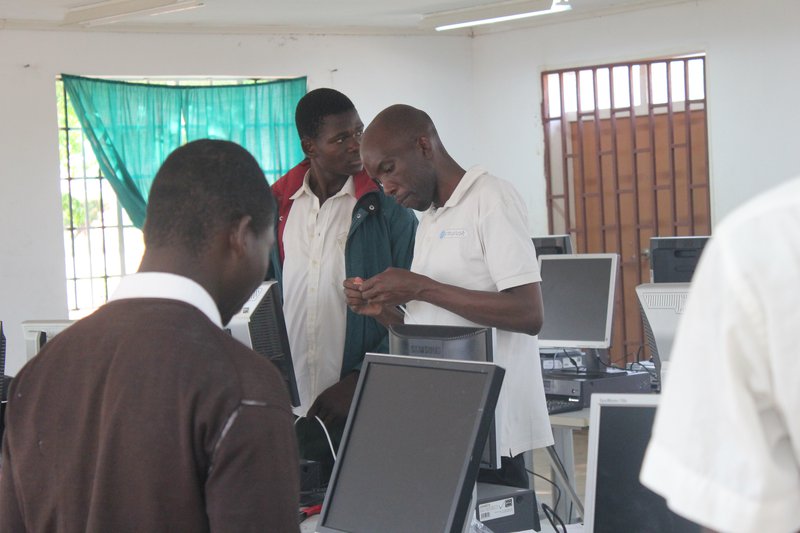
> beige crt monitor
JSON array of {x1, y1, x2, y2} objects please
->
[{"x1": 21, "y1": 320, "x2": 74, "y2": 361}]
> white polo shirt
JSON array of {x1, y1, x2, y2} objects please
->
[
  {"x1": 282, "y1": 172, "x2": 357, "y2": 416},
  {"x1": 640, "y1": 176, "x2": 800, "y2": 533},
  {"x1": 406, "y1": 166, "x2": 554, "y2": 455}
]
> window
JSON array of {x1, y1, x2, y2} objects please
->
[{"x1": 56, "y1": 77, "x2": 275, "y2": 319}]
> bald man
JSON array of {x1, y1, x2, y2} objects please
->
[{"x1": 344, "y1": 104, "x2": 554, "y2": 487}]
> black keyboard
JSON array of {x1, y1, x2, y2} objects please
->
[{"x1": 546, "y1": 397, "x2": 583, "y2": 415}]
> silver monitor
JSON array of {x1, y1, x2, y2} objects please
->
[
  {"x1": 537, "y1": 253, "x2": 619, "y2": 350},
  {"x1": 21, "y1": 319, "x2": 74, "y2": 361}
]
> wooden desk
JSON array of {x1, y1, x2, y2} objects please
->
[{"x1": 548, "y1": 408, "x2": 590, "y2": 523}]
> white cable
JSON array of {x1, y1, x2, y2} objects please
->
[
  {"x1": 293, "y1": 414, "x2": 337, "y2": 461},
  {"x1": 314, "y1": 416, "x2": 337, "y2": 461}
]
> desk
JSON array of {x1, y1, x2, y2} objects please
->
[{"x1": 547, "y1": 408, "x2": 590, "y2": 523}]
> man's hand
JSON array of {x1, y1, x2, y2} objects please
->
[
  {"x1": 343, "y1": 277, "x2": 384, "y2": 317},
  {"x1": 359, "y1": 267, "x2": 430, "y2": 307},
  {"x1": 306, "y1": 371, "x2": 360, "y2": 426}
]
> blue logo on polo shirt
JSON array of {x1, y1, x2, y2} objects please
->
[{"x1": 439, "y1": 229, "x2": 467, "y2": 239}]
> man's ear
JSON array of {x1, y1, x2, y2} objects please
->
[
  {"x1": 228, "y1": 215, "x2": 253, "y2": 257},
  {"x1": 301, "y1": 136, "x2": 316, "y2": 159},
  {"x1": 417, "y1": 135, "x2": 433, "y2": 159}
]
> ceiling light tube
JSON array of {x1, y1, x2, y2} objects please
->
[
  {"x1": 421, "y1": 0, "x2": 571, "y2": 32},
  {"x1": 63, "y1": 0, "x2": 204, "y2": 26}
]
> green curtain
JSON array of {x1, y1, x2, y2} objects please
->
[{"x1": 62, "y1": 74, "x2": 306, "y2": 228}]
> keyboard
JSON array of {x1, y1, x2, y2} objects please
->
[{"x1": 546, "y1": 397, "x2": 583, "y2": 415}]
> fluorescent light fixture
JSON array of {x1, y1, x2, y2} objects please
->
[
  {"x1": 421, "y1": 0, "x2": 571, "y2": 32},
  {"x1": 63, "y1": 0, "x2": 204, "y2": 26}
]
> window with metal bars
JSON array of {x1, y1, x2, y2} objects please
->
[
  {"x1": 541, "y1": 55, "x2": 710, "y2": 364},
  {"x1": 56, "y1": 77, "x2": 266, "y2": 319}
]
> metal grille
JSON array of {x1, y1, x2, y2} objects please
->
[
  {"x1": 541, "y1": 56, "x2": 710, "y2": 364},
  {"x1": 56, "y1": 77, "x2": 270, "y2": 318}
]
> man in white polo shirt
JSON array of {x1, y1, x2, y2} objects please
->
[{"x1": 344, "y1": 104, "x2": 553, "y2": 487}]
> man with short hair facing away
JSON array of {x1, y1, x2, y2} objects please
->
[
  {"x1": 345, "y1": 104, "x2": 554, "y2": 488},
  {"x1": 270, "y1": 89, "x2": 417, "y2": 455},
  {"x1": 0, "y1": 140, "x2": 300, "y2": 532}
]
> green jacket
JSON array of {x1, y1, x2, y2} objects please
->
[{"x1": 270, "y1": 161, "x2": 417, "y2": 377}]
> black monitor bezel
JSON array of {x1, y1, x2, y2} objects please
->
[{"x1": 317, "y1": 353, "x2": 504, "y2": 533}]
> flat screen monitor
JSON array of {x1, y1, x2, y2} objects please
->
[
  {"x1": 649, "y1": 236, "x2": 709, "y2": 283},
  {"x1": 584, "y1": 393, "x2": 701, "y2": 533},
  {"x1": 21, "y1": 319, "x2": 74, "y2": 361},
  {"x1": 635, "y1": 283, "x2": 690, "y2": 386},
  {"x1": 317, "y1": 353, "x2": 504, "y2": 533},
  {"x1": 537, "y1": 254, "x2": 619, "y2": 350},
  {"x1": 227, "y1": 280, "x2": 300, "y2": 407},
  {"x1": 388, "y1": 324, "x2": 500, "y2": 469},
  {"x1": 532, "y1": 234, "x2": 574, "y2": 257}
]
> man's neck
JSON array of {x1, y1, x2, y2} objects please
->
[
  {"x1": 433, "y1": 160, "x2": 467, "y2": 208},
  {"x1": 308, "y1": 167, "x2": 350, "y2": 205}
]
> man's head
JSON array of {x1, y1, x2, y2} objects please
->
[
  {"x1": 295, "y1": 88, "x2": 364, "y2": 179},
  {"x1": 143, "y1": 139, "x2": 276, "y2": 323},
  {"x1": 360, "y1": 104, "x2": 441, "y2": 211}
]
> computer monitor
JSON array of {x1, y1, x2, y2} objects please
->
[
  {"x1": 649, "y1": 236, "x2": 709, "y2": 283},
  {"x1": 388, "y1": 324, "x2": 500, "y2": 469},
  {"x1": 21, "y1": 319, "x2": 74, "y2": 361},
  {"x1": 537, "y1": 254, "x2": 619, "y2": 350},
  {"x1": 317, "y1": 353, "x2": 504, "y2": 533},
  {"x1": 583, "y1": 393, "x2": 701, "y2": 533},
  {"x1": 531, "y1": 234, "x2": 574, "y2": 257},
  {"x1": 635, "y1": 283, "x2": 690, "y2": 387},
  {"x1": 226, "y1": 280, "x2": 300, "y2": 407}
]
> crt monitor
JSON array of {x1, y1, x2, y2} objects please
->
[
  {"x1": 635, "y1": 283, "x2": 690, "y2": 386},
  {"x1": 583, "y1": 393, "x2": 701, "y2": 533},
  {"x1": 317, "y1": 353, "x2": 504, "y2": 533},
  {"x1": 649, "y1": 236, "x2": 709, "y2": 283},
  {"x1": 388, "y1": 324, "x2": 500, "y2": 470},
  {"x1": 21, "y1": 319, "x2": 75, "y2": 361},
  {"x1": 227, "y1": 280, "x2": 300, "y2": 407},
  {"x1": 531, "y1": 234, "x2": 574, "y2": 257},
  {"x1": 537, "y1": 253, "x2": 619, "y2": 350}
]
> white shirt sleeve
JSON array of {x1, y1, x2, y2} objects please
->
[{"x1": 640, "y1": 229, "x2": 800, "y2": 533}]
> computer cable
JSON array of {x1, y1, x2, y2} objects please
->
[
  {"x1": 541, "y1": 503, "x2": 568, "y2": 533},
  {"x1": 526, "y1": 467, "x2": 562, "y2": 512},
  {"x1": 293, "y1": 415, "x2": 338, "y2": 461}
]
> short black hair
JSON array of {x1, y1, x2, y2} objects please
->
[
  {"x1": 143, "y1": 139, "x2": 276, "y2": 255},
  {"x1": 295, "y1": 88, "x2": 356, "y2": 140}
]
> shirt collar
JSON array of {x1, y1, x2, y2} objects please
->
[
  {"x1": 427, "y1": 165, "x2": 487, "y2": 216},
  {"x1": 109, "y1": 272, "x2": 222, "y2": 328},
  {"x1": 289, "y1": 169, "x2": 356, "y2": 201}
]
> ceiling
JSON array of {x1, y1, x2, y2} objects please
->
[{"x1": 0, "y1": 0, "x2": 694, "y2": 35}]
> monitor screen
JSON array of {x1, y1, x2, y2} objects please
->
[
  {"x1": 583, "y1": 393, "x2": 701, "y2": 533},
  {"x1": 388, "y1": 324, "x2": 500, "y2": 469},
  {"x1": 635, "y1": 282, "x2": 690, "y2": 373},
  {"x1": 537, "y1": 254, "x2": 619, "y2": 349},
  {"x1": 21, "y1": 319, "x2": 74, "y2": 361},
  {"x1": 532, "y1": 234, "x2": 574, "y2": 257},
  {"x1": 227, "y1": 281, "x2": 300, "y2": 407},
  {"x1": 649, "y1": 236, "x2": 709, "y2": 283},
  {"x1": 317, "y1": 353, "x2": 504, "y2": 533}
]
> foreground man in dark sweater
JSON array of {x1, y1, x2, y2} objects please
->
[{"x1": 0, "y1": 140, "x2": 300, "y2": 532}]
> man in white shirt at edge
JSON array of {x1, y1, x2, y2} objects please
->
[
  {"x1": 343, "y1": 104, "x2": 554, "y2": 488},
  {"x1": 640, "y1": 176, "x2": 800, "y2": 533}
]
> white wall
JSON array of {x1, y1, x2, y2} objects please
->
[
  {"x1": 0, "y1": 29, "x2": 472, "y2": 374},
  {"x1": 472, "y1": 0, "x2": 800, "y2": 234},
  {"x1": 3, "y1": 0, "x2": 800, "y2": 374}
]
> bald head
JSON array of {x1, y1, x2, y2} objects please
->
[{"x1": 361, "y1": 104, "x2": 462, "y2": 210}]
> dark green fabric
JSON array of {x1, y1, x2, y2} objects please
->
[
  {"x1": 269, "y1": 190, "x2": 418, "y2": 377},
  {"x1": 62, "y1": 75, "x2": 306, "y2": 228}
]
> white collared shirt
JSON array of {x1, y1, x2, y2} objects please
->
[
  {"x1": 109, "y1": 272, "x2": 222, "y2": 327},
  {"x1": 282, "y1": 171, "x2": 357, "y2": 416},
  {"x1": 406, "y1": 166, "x2": 554, "y2": 455},
  {"x1": 640, "y1": 176, "x2": 800, "y2": 533}
]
